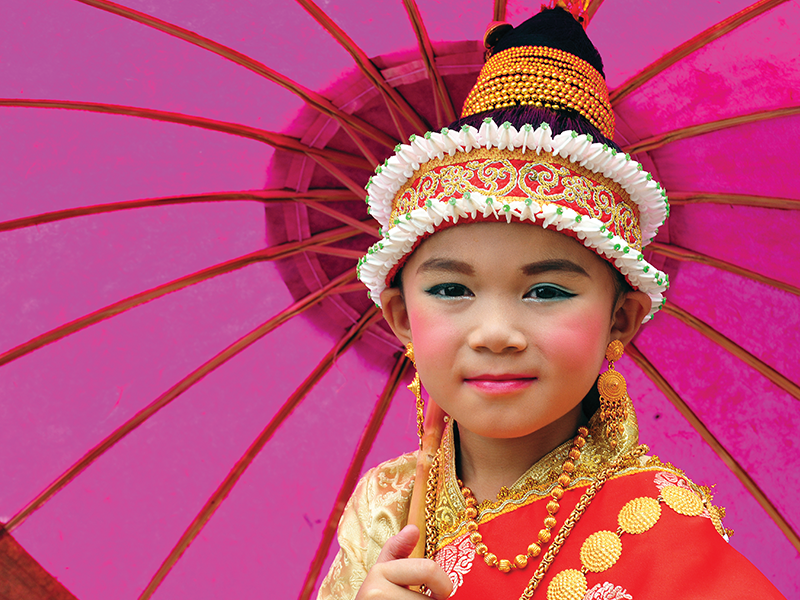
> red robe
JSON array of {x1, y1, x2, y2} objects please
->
[{"x1": 432, "y1": 468, "x2": 784, "y2": 599}]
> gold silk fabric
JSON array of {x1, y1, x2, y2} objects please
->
[{"x1": 317, "y1": 453, "x2": 417, "y2": 600}]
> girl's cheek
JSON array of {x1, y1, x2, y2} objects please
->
[
  {"x1": 542, "y1": 306, "x2": 610, "y2": 364},
  {"x1": 407, "y1": 305, "x2": 459, "y2": 363}
]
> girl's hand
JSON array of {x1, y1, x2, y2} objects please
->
[{"x1": 355, "y1": 525, "x2": 453, "y2": 600}]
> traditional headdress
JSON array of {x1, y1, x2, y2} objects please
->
[{"x1": 357, "y1": 6, "x2": 669, "y2": 322}]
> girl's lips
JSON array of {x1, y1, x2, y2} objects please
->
[{"x1": 464, "y1": 377, "x2": 536, "y2": 394}]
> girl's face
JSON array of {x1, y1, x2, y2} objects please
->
[{"x1": 381, "y1": 221, "x2": 648, "y2": 441}]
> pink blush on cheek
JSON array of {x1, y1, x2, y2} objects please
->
[
  {"x1": 406, "y1": 308, "x2": 454, "y2": 361},
  {"x1": 539, "y1": 310, "x2": 610, "y2": 366}
]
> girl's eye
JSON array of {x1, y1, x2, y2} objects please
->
[
  {"x1": 425, "y1": 283, "x2": 473, "y2": 298},
  {"x1": 525, "y1": 284, "x2": 576, "y2": 301}
]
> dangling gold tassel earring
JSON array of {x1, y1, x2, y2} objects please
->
[
  {"x1": 597, "y1": 339, "x2": 628, "y2": 448},
  {"x1": 405, "y1": 342, "x2": 425, "y2": 449}
]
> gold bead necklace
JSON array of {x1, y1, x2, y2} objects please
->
[{"x1": 457, "y1": 426, "x2": 589, "y2": 574}]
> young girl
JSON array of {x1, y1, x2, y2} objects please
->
[{"x1": 318, "y1": 6, "x2": 786, "y2": 599}]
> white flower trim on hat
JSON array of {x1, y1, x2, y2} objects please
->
[{"x1": 359, "y1": 120, "x2": 670, "y2": 322}]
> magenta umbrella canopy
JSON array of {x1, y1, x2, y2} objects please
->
[{"x1": 1, "y1": 1, "x2": 798, "y2": 599}]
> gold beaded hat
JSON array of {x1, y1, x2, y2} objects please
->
[{"x1": 357, "y1": 6, "x2": 669, "y2": 322}]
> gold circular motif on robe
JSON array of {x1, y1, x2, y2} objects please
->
[
  {"x1": 661, "y1": 485, "x2": 704, "y2": 516},
  {"x1": 618, "y1": 496, "x2": 662, "y2": 534},
  {"x1": 547, "y1": 569, "x2": 588, "y2": 600},
  {"x1": 579, "y1": 530, "x2": 622, "y2": 572}
]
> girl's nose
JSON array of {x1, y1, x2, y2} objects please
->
[{"x1": 467, "y1": 303, "x2": 527, "y2": 354}]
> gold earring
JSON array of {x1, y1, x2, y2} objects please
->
[
  {"x1": 405, "y1": 342, "x2": 425, "y2": 448},
  {"x1": 597, "y1": 339, "x2": 628, "y2": 448}
]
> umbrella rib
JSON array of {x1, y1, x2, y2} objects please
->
[
  {"x1": 3, "y1": 268, "x2": 359, "y2": 536},
  {"x1": 305, "y1": 245, "x2": 365, "y2": 260},
  {"x1": 401, "y1": 0, "x2": 457, "y2": 127},
  {"x1": 74, "y1": 0, "x2": 398, "y2": 149},
  {"x1": 493, "y1": 0, "x2": 507, "y2": 21},
  {"x1": 329, "y1": 282, "x2": 371, "y2": 295},
  {"x1": 583, "y1": 0, "x2": 606, "y2": 26},
  {"x1": 668, "y1": 191, "x2": 800, "y2": 211},
  {"x1": 294, "y1": 0, "x2": 429, "y2": 135},
  {"x1": 298, "y1": 199, "x2": 381, "y2": 238},
  {"x1": 298, "y1": 353, "x2": 411, "y2": 600},
  {"x1": 137, "y1": 305, "x2": 382, "y2": 600},
  {"x1": 661, "y1": 302, "x2": 800, "y2": 401},
  {"x1": 0, "y1": 99, "x2": 372, "y2": 171},
  {"x1": 622, "y1": 106, "x2": 800, "y2": 154},
  {"x1": 0, "y1": 224, "x2": 360, "y2": 368},
  {"x1": 626, "y1": 343, "x2": 800, "y2": 552},
  {"x1": 0, "y1": 189, "x2": 361, "y2": 232},
  {"x1": 648, "y1": 241, "x2": 800, "y2": 297},
  {"x1": 609, "y1": 0, "x2": 790, "y2": 105},
  {"x1": 307, "y1": 153, "x2": 371, "y2": 199},
  {"x1": 339, "y1": 121, "x2": 381, "y2": 168}
]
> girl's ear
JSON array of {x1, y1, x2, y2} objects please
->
[
  {"x1": 380, "y1": 287, "x2": 413, "y2": 346},
  {"x1": 611, "y1": 290, "x2": 651, "y2": 345}
]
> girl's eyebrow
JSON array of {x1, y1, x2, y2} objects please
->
[
  {"x1": 416, "y1": 258, "x2": 588, "y2": 277},
  {"x1": 416, "y1": 258, "x2": 475, "y2": 275},
  {"x1": 521, "y1": 259, "x2": 589, "y2": 277}
]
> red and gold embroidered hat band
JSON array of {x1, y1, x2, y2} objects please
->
[
  {"x1": 392, "y1": 148, "x2": 641, "y2": 250},
  {"x1": 461, "y1": 45, "x2": 615, "y2": 139},
  {"x1": 356, "y1": 7, "x2": 670, "y2": 323}
]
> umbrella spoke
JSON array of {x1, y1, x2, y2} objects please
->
[
  {"x1": 299, "y1": 353, "x2": 411, "y2": 600},
  {"x1": 0, "y1": 189, "x2": 360, "y2": 232},
  {"x1": 330, "y1": 282, "x2": 370, "y2": 295},
  {"x1": 3, "y1": 269, "x2": 359, "y2": 536},
  {"x1": 622, "y1": 106, "x2": 800, "y2": 154},
  {"x1": 0, "y1": 99, "x2": 372, "y2": 171},
  {"x1": 339, "y1": 122, "x2": 381, "y2": 167},
  {"x1": 305, "y1": 246, "x2": 365, "y2": 260},
  {"x1": 662, "y1": 303, "x2": 800, "y2": 400},
  {"x1": 610, "y1": 0, "x2": 790, "y2": 105},
  {"x1": 649, "y1": 242, "x2": 800, "y2": 297},
  {"x1": 74, "y1": 0, "x2": 398, "y2": 149},
  {"x1": 295, "y1": 0, "x2": 429, "y2": 135},
  {"x1": 402, "y1": 0, "x2": 457, "y2": 127},
  {"x1": 669, "y1": 191, "x2": 800, "y2": 211},
  {"x1": 0, "y1": 225, "x2": 361, "y2": 367},
  {"x1": 493, "y1": 0, "x2": 507, "y2": 21},
  {"x1": 137, "y1": 305, "x2": 381, "y2": 600},
  {"x1": 299, "y1": 199, "x2": 381, "y2": 238},
  {"x1": 583, "y1": 0, "x2": 606, "y2": 26},
  {"x1": 627, "y1": 343, "x2": 800, "y2": 552},
  {"x1": 307, "y1": 153, "x2": 372, "y2": 199}
]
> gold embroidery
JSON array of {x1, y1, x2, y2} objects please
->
[
  {"x1": 390, "y1": 148, "x2": 641, "y2": 250},
  {"x1": 617, "y1": 497, "x2": 661, "y2": 534},
  {"x1": 547, "y1": 569, "x2": 588, "y2": 600},
  {"x1": 580, "y1": 531, "x2": 622, "y2": 572},
  {"x1": 662, "y1": 485, "x2": 704, "y2": 516}
]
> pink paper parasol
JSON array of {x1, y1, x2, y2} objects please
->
[{"x1": 0, "y1": 0, "x2": 798, "y2": 598}]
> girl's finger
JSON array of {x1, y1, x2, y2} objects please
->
[
  {"x1": 374, "y1": 524, "x2": 420, "y2": 564},
  {"x1": 374, "y1": 558, "x2": 453, "y2": 599}
]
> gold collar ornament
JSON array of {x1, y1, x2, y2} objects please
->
[{"x1": 459, "y1": 427, "x2": 590, "y2": 573}]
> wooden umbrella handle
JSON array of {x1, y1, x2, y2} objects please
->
[{"x1": 407, "y1": 399, "x2": 447, "y2": 560}]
